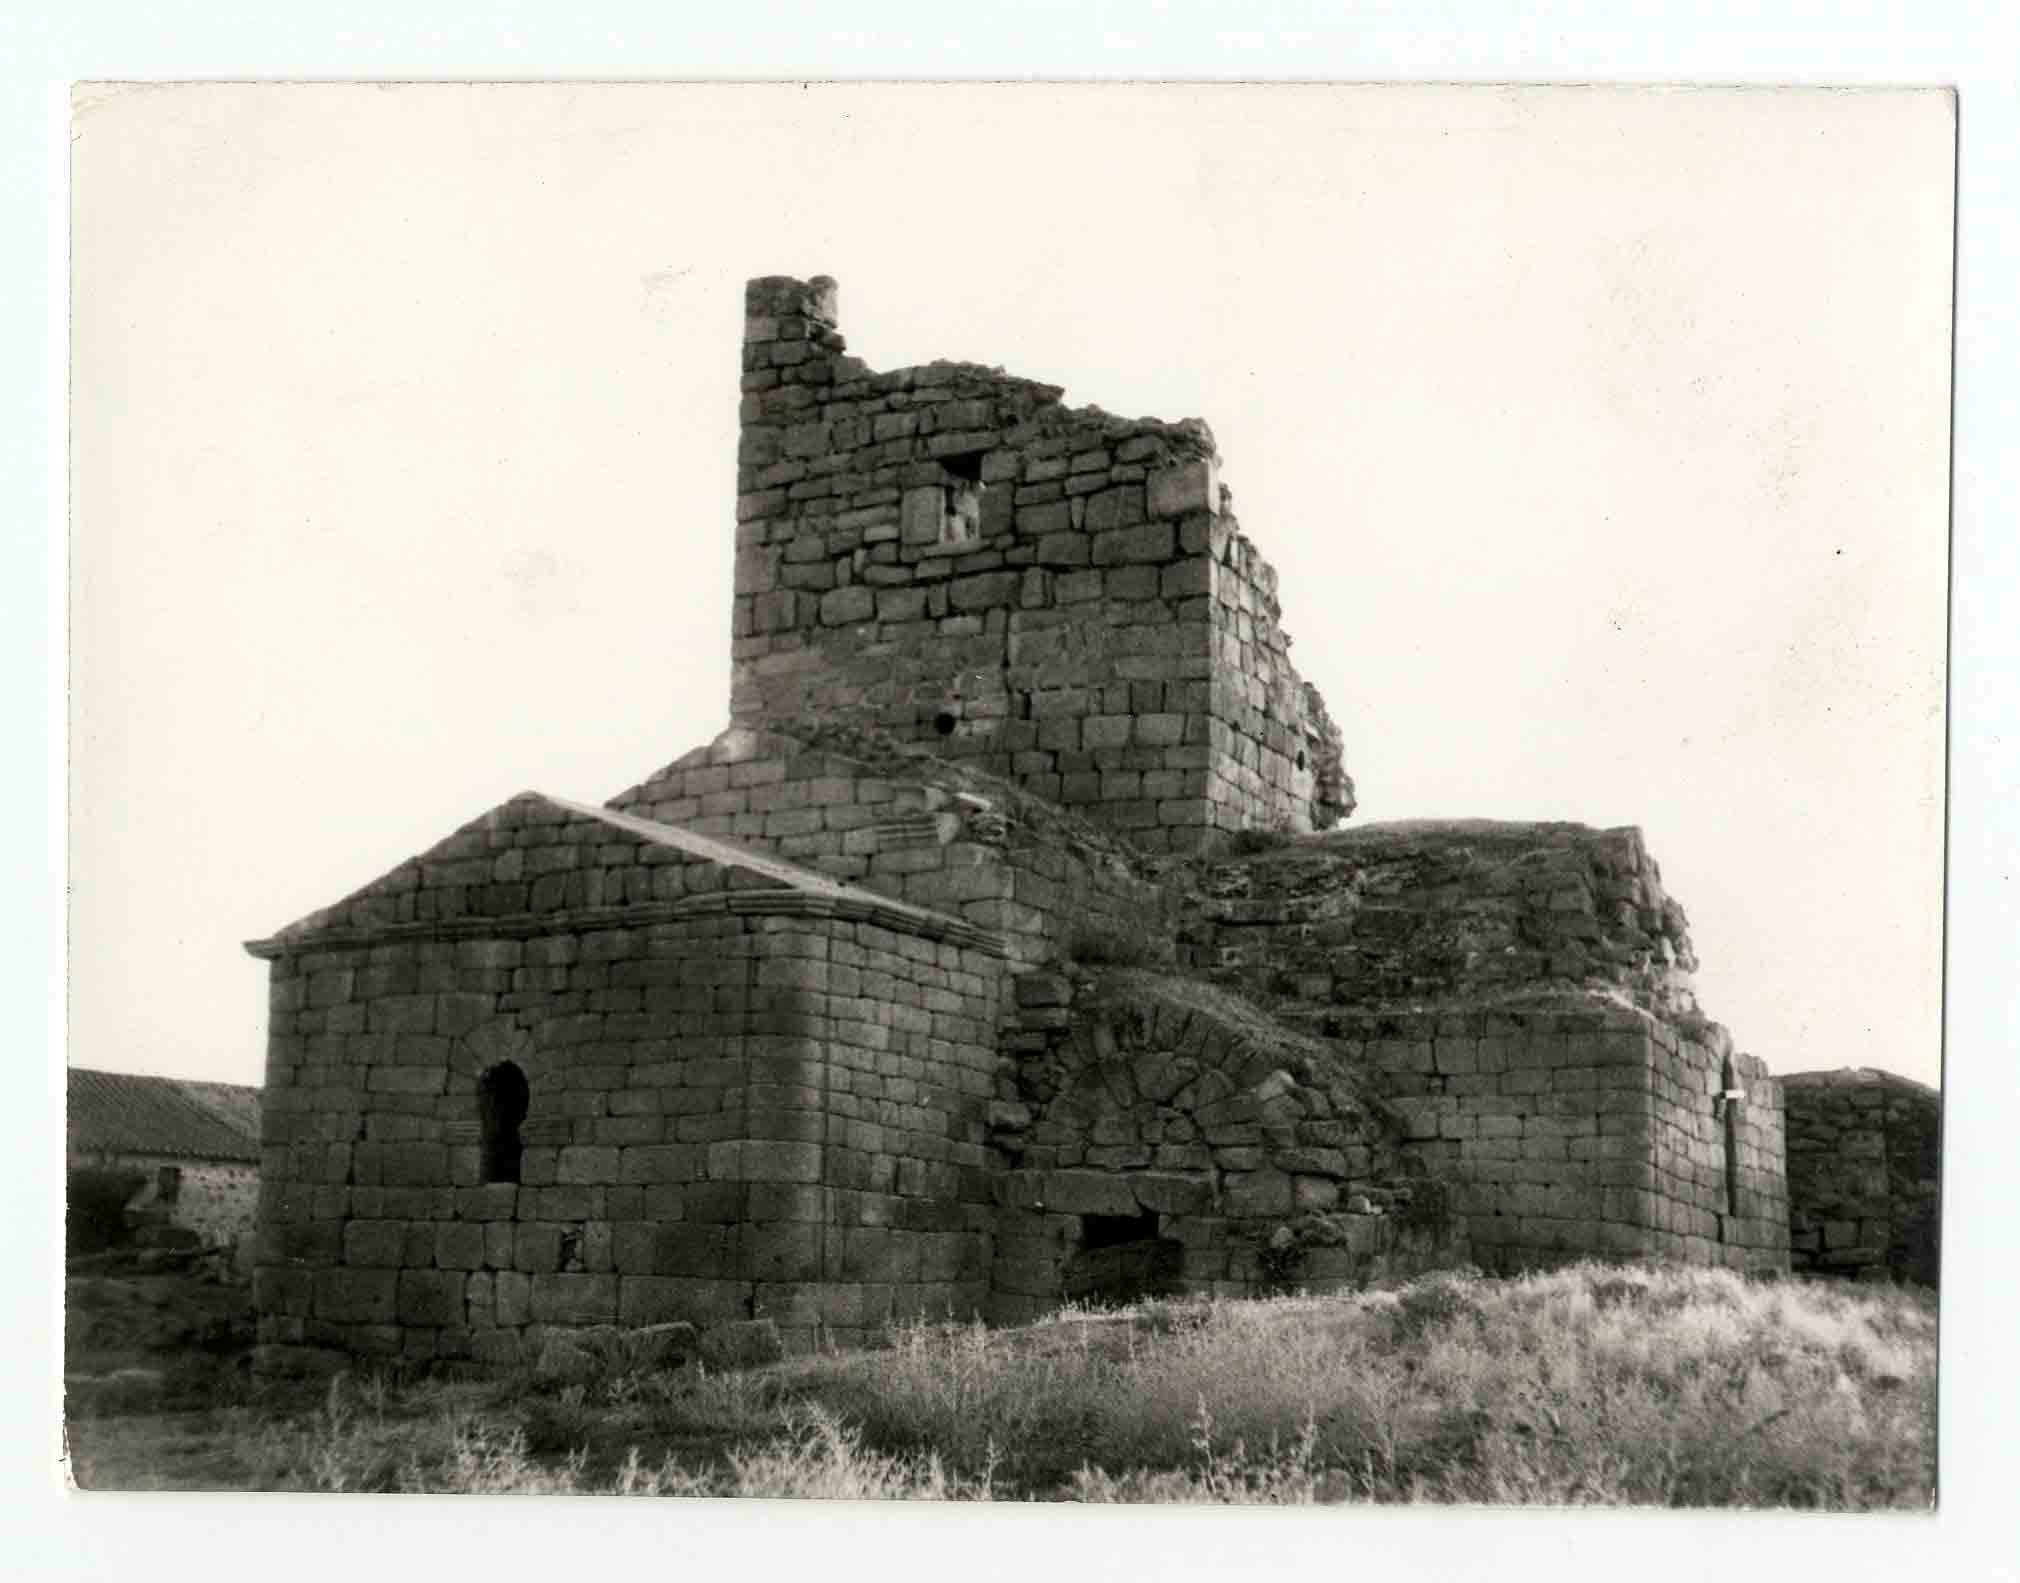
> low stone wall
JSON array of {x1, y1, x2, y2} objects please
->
[{"x1": 1783, "y1": 1069, "x2": 1940, "y2": 1285}]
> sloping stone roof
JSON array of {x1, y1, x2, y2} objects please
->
[
  {"x1": 248, "y1": 788, "x2": 1002, "y2": 957},
  {"x1": 68, "y1": 1068, "x2": 262, "y2": 1163}
]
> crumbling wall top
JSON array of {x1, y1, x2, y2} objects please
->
[{"x1": 729, "y1": 273, "x2": 1349, "y2": 852}]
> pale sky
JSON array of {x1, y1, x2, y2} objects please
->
[{"x1": 69, "y1": 83, "x2": 1953, "y2": 1090}]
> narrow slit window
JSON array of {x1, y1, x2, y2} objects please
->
[{"x1": 478, "y1": 1061, "x2": 530, "y2": 1184}]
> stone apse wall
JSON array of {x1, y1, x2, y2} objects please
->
[
  {"x1": 251, "y1": 273, "x2": 1802, "y2": 1371},
  {"x1": 249, "y1": 793, "x2": 1006, "y2": 1365},
  {"x1": 1782, "y1": 1069, "x2": 1940, "y2": 1285}
]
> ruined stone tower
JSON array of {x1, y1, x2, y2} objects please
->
[
  {"x1": 247, "y1": 276, "x2": 1792, "y2": 1372},
  {"x1": 729, "y1": 275, "x2": 1349, "y2": 852}
]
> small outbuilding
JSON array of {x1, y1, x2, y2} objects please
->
[{"x1": 67, "y1": 1067, "x2": 263, "y2": 1250}]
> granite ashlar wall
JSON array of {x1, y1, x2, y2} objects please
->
[
  {"x1": 608, "y1": 722, "x2": 1175, "y2": 972},
  {"x1": 1317, "y1": 1004, "x2": 1786, "y2": 1272},
  {"x1": 1783, "y1": 1069, "x2": 1940, "y2": 1286},
  {"x1": 248, "y1": 792, "x2": 1008, "y2": 1368},
  {"x1": 730, "y1": 275, "x2": 1349, "y2": 853}
]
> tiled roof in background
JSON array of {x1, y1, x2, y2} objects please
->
[{"x1": 67, "y1": 1068, "x2": 262, "y2": 1163}]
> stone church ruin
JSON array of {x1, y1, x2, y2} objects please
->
[{"x1": 250, "y1": 273, "x2": 1810, "y2": 1371}]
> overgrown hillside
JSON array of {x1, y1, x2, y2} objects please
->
[{"x1": 67, "y1": 1261, "x2": 1935, "y2": 1507}]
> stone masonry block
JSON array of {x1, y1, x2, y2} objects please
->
[
  {"x1": 312, "y1": 1268, "x2": 397, "y2": 1325},
  {"x1": 619, "y1": 1276, "x2": 749, "y2": 1327},
  {"x1": 742, "y1": 1222, "x2": 821, "y2": 1282},
  {"x1": 397, "y1": 1270, "x2": 466, "y2": 1327},
  {"x1": 1222, "y1": 1170, "x2": 1294, "y2": 1218},
  {"x1": 529, "y1": 1273, "x2": 620, "y2": 1326},
  {"x1": 558, "y1": 1146, "x2": 621, "y2": 1185},
  {"x1": 1148, "y1": 458, "x2": 1217, "y2": 520},
  {"x1": 435, "y1": 1222, "x2": 487, "y2": 1270},
  {"x1": 1044, "y1": 1171, "x2": 1139, "y2": 1217},
  {"x1": 740, "y1": 1140, "x2": 825, "y2": 1184},
  {"x1": 342, "y1": 1221, "x2": 405, "y2": 1268}
]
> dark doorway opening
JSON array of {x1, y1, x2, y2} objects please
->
[
  {"x1": 1065, "y1": 1209, "x2": 1182, "y2": 1308},
  {"x1": 478, "y1": 1061, "x2": 530, "y2": 1184},
  {"x1": 1082, "y1": 1209, "x2": 1160, "y2": 1249}
]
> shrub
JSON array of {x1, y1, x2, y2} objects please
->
[
  {"x1": 518, "y1": 1386, "x2": 601, "y2": 1457},
  {"x1": 820, "y1": 1318, "x2": 1104, "y2": 1488},
  {"x1": 67, "y1": 1167, "x2": 145, "y2": 1256},
  {"x1": 1389, "y1": 1269, "x2": 1483, "y2": 1342}
]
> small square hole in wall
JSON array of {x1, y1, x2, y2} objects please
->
[
  {"x1": 943, "y1": 482, "x2": 982, "y2": 547},
  {"x1": 937, "y1": 452, "x2": 987, "y2": 549},
  {"x1": 1081, "y1": 1209, "x2": 1161, "y2": 1249}
]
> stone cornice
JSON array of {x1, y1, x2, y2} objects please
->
[{"x1": 244, "y1": 887, "x2": 1007, "y2": 961}]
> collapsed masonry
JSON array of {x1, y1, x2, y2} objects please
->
[{"x1": 248, "y1": 274, "x2": 1794, "y2": 1371}]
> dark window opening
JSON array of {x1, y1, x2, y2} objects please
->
[
  {"x1": 155, "y1": 1165, "x2": 182, "y2": 1205},
  {"x1": 933, "y1": 710, "x2": 959, "y2": 736},
  {"x1": 941, "y1": 450, "x2": 986, "y2": 484},
  {"x1": 1081, "y1": 1209, "x2": 1160, "y2": 1249},
  {"x1": 943, "y1": 483, "x2": 982, "y2": 546},
  {"x1": 1295, "y1": 749, "x2": 1307, "y2": 771},
  {"x1": 478, "y1": 1061, "x2": 530, "y2": 1184}
]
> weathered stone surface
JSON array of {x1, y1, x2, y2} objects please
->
[{"x1": 1147, "y1": 459, "x2": 1216, "y2": 520}]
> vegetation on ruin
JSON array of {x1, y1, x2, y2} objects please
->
[{"x1": 67, "y1": 1259, "x2": 1935, "y2": 1507}]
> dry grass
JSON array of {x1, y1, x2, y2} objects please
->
[{"x1": 66, "y1": 1261, "x2": 1936, "y2": 1507}]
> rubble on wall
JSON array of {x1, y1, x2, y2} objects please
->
[
  {"x1": 1176, "y1": 818, "x2": 1700, "y2": 1015},
  {"x1": 1164, "y1": 820, "x2": 1787, "y2": 1274}
]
